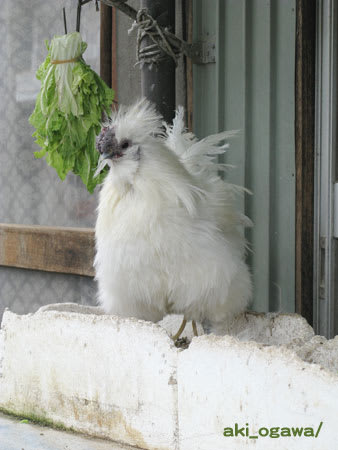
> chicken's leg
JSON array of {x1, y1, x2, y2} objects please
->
[
  {"x1": 171, "y1": 318, "x2": 187, "y2": 341},
  {"x1": 192, "y1": 320, "x2": 198, "y2": 337}
]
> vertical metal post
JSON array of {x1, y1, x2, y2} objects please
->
[
  {"x1": 314, "y1": 0, "x2": 338, "y2": 338},
  {"x1": 100, "y1": 2, "x2": 113, "y2": 88},
  {"x1": 295, "y1": 0, "x2": 316, "y2": 326},
  {"x1": 140, "y1": 0, "x2": 176, "y2": 123}
]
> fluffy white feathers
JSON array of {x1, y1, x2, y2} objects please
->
[{"x1": 94, "y1": 99, "x2": 252, "y2": 332}]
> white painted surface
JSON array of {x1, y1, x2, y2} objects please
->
[
  {"x1": 1, "y1": 304, "x2": 338, "y2": 450},
  {"x1": 0, "y1": 306, "x2": 178, "y2": 450},
  {"x1": 178, "y1": 336, "x2": 338, "y2": 450}
]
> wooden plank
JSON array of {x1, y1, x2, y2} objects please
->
[
  {"x1": 295, "y1": 0, "x2": 316, "y2": 325},
  {"x1": 0, "y1": 224, "x2": 95, "y2": 277}
]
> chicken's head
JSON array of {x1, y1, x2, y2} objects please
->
[
  {"x1": 96, "y1": 98, "x2": 162, "y2": 170},
  {"x1": 96, "y1": 126, "x2": 139, "y2": 163}
]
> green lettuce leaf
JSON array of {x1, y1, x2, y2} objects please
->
[{"x1": 29, "y1": 32, "x2": 114, "y2": 193}]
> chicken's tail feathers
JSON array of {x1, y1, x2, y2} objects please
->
[
  {"x1": 200, "y1": 129, "x2": 241, "y2": 147},
  {"x1": 163, "y1": 105, "x2": 196, "y2": 157},
  {"x1": 164, "y1": 107, "x2": 241, "y2": 177},
  {"x1": 164, "y1": 108, "x2": 251, "y2": 230}
]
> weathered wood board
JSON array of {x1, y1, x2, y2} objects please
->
[{"x1": 0, "y1": 224, "x2": 95, "y2": 277}]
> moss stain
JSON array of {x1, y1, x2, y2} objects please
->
[{"x1": 0, "y1": 406, "x2": 75, "y2": 432}]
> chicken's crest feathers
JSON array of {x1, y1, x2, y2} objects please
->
[{"x1": 106, "y1": 98, "x2": 163, "y2": 143}]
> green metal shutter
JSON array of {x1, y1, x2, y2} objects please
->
[{"x1": 193, "y1": 0, "x2": 296, "y2": 313}]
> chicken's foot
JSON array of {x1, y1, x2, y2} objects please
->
[{"x1": 171, "y1": 318, "x2": 187, "y2": 341}]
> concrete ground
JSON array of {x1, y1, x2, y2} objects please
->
[{"x1": 0, "y1": 413, "x2": 135, "y2": 450}]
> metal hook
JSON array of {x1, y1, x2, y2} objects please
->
[
  {"x1": 76, "y1": 0, "x2": 82, "y2": 32},
  {"x1": 63, "y1": 7, "x2": 68, "y2": 34},
  {"x1": 76, "y1": 0, "x2": 97, "y2": 32}
]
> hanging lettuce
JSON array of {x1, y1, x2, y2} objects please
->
[{"x1": 29, "y1": 32, "x2": 114, "y2": 193}]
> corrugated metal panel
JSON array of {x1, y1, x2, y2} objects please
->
[{"x1": 193, "y1": 0, "x2": 296, "y2": 313}]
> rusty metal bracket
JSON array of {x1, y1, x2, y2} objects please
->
[{"x1": 185, "y1": 41, "x2": 216, "y2": 65}]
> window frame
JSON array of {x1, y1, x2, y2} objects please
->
[{"x1": 0, "y1": 4, "x2": 115, "y2": 279}]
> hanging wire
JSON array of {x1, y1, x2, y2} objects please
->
[
  {"x1": 76, "y1": 0, "x2": 82, "y2": 32},
  {"x1": 134, "y1": 9, "x2": 179, "y2": 67},
  {"x1": 70, "y1": 0, "x2": 194, "y2": 64},
  {"x1": 63, "y1": 7, "x2": 68, "y2": 34},
  {"x1": 101, "y1": 0, "x2": 193, "y2": 63},
  {"x1": 76, "y1": 0, "x2": 97, "y2": 32}
]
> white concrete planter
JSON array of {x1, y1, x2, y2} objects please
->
[{"x1": 1, "y1": 304, "x2": 338, "y2": 450}]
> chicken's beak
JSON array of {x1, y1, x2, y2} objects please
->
[{"x1": 101, "y1": 152, "x2": 113, "y2": 160}]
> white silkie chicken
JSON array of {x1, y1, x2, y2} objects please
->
[{"x1": 94, "y1": 99, "x2": 251, "y2": 338}]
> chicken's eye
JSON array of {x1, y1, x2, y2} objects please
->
[{"x1": 121, "y1": 140, "x2": 129, "y2": 150}]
